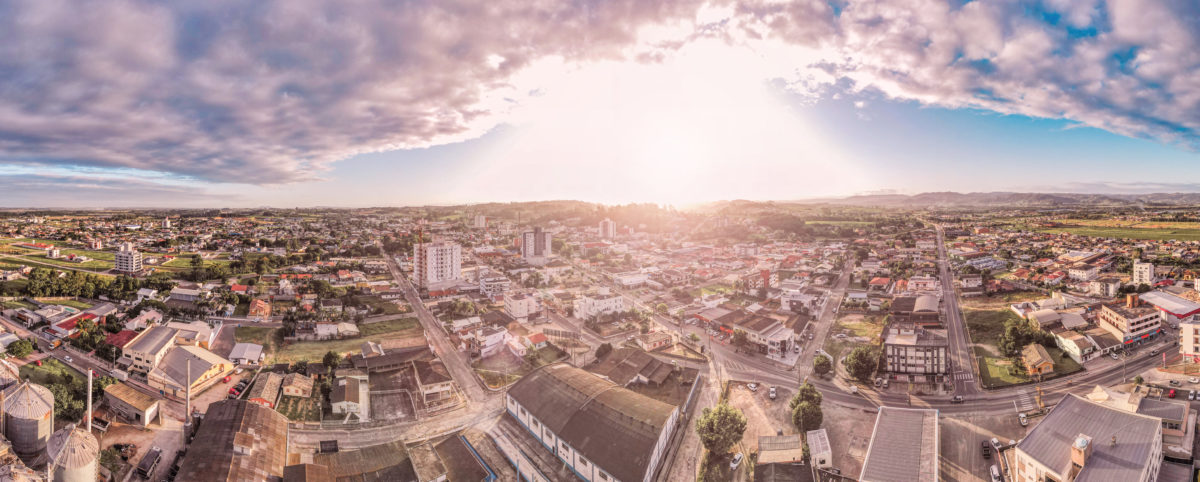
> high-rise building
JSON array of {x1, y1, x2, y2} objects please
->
[
  {"x1": 115, "y1": 243, "x2": 143, "y2": 274},
  {"x1": 1133, "y1": 261, "x2": 1154, "y2": 286},
  {"x1": 521, "y1": 227, "x2": 551, "y2": 259},
  {"x1": 599, "y1": 218, "x2": 616, "y2": 239},
  {"x1": 162, "y1": 217, "x2": 171, "y2": 229},
  {"x1": 413, "y1": 241, "x2": 462, "y2": 287},
  {"x1": 473, "y1": 214, "x2": 486, "y2": 229}
]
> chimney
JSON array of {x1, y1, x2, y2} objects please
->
[
  {"x1": 1071, "y1": 434, "x2": 1093, "y2": 468},
  {"x1": 86, "y1": 369, "x2": 92, "y2": 433}
]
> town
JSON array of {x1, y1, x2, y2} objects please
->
[{"x1": 0, "y1": 202, "x2": 1196, "y2": 481}]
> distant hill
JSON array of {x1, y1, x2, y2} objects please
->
[{"x1": 805, "y1": 192, "x2": 1200, "y2": 208}]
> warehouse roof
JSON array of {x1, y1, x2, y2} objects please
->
[
  {"x1": 1015, "y1": 394, "x2": 1160, "y2": 482},
  {"x1": 508, "y1": 363, "x2": 676, "y2": 482},
  {"x1": 859, "y1": 407, "x2": 939, "y2": 482},
  {"x1": 177, "y1": 399, "x2": 288, "y2": 481}
]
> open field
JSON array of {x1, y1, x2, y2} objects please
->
[
  {"x1": 964, "y1": 309, "x2": 1023, "y2": 347},
  {"x1": 19, "y1": 358, "x2": 84, "y2": 388},
  {"x1": 12, "y1": 254, "x2": 112, "y2": 270},
  {"x1": 1035, "y1": 219, "x2": 1200, "y2": 240},
  {"x1": 805, "y1": 220, "x2": 875, "y2": 226},
  {"x1": 273, "y1": 319, "x2": 424, "y2": 363},
  {"x1": 41, "y1": 299, "x2": 93, "y2": 310},
  {"x1": 359, "y1": 318, "x2": 419, "y2": 337},
  {"x1": 975, "y1": 345, "x2": 1083, "y2": 389}
]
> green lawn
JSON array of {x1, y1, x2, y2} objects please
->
[
  {"x1": 235, "y1": 326, "x2": 279, "y2": 346},
  {"x1": 359, "y1": 318, "x2": 419, "y2": 337},
  {"x1": 964, "y1": 309, "x2": 1023, "y2": 346},
  {"x1": 977, "y1": 353, "x2": 1028, "y2": 388},
  {"x1": 355, "y1": 295, "x2": 403, "y2": 315},
  {"x1": 13, "y1": 254, "x2": 112, "y2": 270},
  {"x1": 276, "y1": 394, "x2": 323, "y2": 422},
  {"x1": 19, "y1": 358, "x2": 85, "y2": 387},
  {"x1": 2, "y1": 300, "x2": 36, "y2": 310},
  {"x1": 41, "y1": 299, "x2": 92, "y2": 310}
]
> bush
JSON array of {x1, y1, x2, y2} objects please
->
[{"x1": 595, "y1": 343, "x2": 613, "y2": 359}]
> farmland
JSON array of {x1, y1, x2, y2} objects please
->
[{"x1": 1035, "y1": 219, "x2": 1200, "y2": 241}]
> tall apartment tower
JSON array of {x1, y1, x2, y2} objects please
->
[
  {"x1": 115, "y1": 243, "x2": 143, "y2": 274},
  {"x1": 599, "y1": 218, "x2": 617, "y2": 239},
  {"x1": 522, "y1": 227, "x2": 552, "y2": 259},
  {"x1": 413, "y1": 241, "x2": 462, "y2": 287},
  {"x1": 473, "y1": 215, "x2": 487, "y2": 229},
  {"x1": 1132, "y1": 261, "x2": 1154, "y2": 287}
]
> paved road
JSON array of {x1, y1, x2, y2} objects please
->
[
  {"x1": 935, "y1": 223, "x2": 980, "y2": 395},
  {"x1": 384, "y1": 255, "x2": 490, "y2": 404}
]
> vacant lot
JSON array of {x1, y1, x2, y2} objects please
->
[
  {"x1": 975, "y1": 345, "x2": 1083, "y2": 389},
  {"x1": 20, "y1": 358, "x2": 84, "y2": 387},
  {"x1": 277, "y1": 394, "x2": 323, "y2": 422},
  {"x1": 1036, "y1": 220, "x2": 1200, "y2": 241},
  {"x1": 960, "y1": 291, "x2": 1042, "y2": 311},
  {"x1": 964, "y1": 309, "x2": 1022, "y2": 347},
  {"x1": 359, "y1": 318, "x2": 419, "y2": 337},
  {"x1": 274, "y1": 319, "x2": 423, "y2": 363}
]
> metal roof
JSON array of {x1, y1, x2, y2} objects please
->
[
  {"x1": 45, "y1": 425, "x2": 98, "y2": 469},
  {"x1": 1015, "y1": 394, "x2": 1160, "y2": 481},
  {"x1": 508, "y1": 363, "x2": 676, "y2": 482},
  {"x1": 2, "y1": 382, "x2": 53, "y2": 419},
  {"x1": 125, "y1": 326, "x2": 177, "y2": 355},
  {"x1": 1140, "y1": 290, "x2": 1200, "y2": 318},
  {"x1": 177, "y1": 399, "x2": 288, "y2": 480},
  {"x1": 859, "y1": 407, "x2": 939, "y2": 482}
]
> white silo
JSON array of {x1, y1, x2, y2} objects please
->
[
  {"x1": 45, "y1": 425, "x2": 98, "y2": 482},
  {"x1": 1, "y1": 382, "x2": 54, "y2": 463}
]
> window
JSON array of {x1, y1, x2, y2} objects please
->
[{"x1": 598, "y1": 472, "x2": 609, "y2": 481}]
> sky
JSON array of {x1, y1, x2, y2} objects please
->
[{"x1": 2, "y1": 0, "x2": 1200, "y2": 208}]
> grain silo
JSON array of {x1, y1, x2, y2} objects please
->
[
  {"x1": 0, "y1": 359, "x2": 18, "y2": 390},
  {"x1": 45, "y1": 425, "x2": 98, "y2": 482},
  {"x1": 1, "y1": 382, "x2": 54, "y2": 463}
]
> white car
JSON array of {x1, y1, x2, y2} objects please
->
[
  {"x1": 63, "y1": 355, "x2": 72, "y2": 363},
  {"x1": 1110, "y1": 352, "x2": 1120, "y2": 360},
  {"x1": 850, "y1": 385, "x2": 858, "y2": 394},
  {"x1": 1018, "y1": 413, "x2": 1028, "y2": 426},
  {"x1": 747, "y1": 383, "x2": 758, "y2": 392},
  {"x1": 730, "y1": 452, "x2": 744, "y2": 469},
  {"x1": 1190, "y1": 377, "x2": 1199, "y2": 384}
]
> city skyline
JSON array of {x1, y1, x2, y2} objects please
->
[{"x1": 2, "y1": 0, "x2": 1199, "y2": 207}]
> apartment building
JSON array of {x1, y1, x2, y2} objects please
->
[
  {"x1": 1097, "y1": 295, "x2": 1162, "y2": 345},
  {"x1": 504, "y1": 292, "x2": 541, "y2": 322},
  {"x1": 883, "y1": 325, "x2": 948, "y2": 381},
  {"x1": 598, "y1": 218, "x2": 616, "y2": 239},
  {"x1": 115, "y1": 242, "x2": 143, "y2": 274},
  {"x1": 413, "y1": 241, "x2": 462, "y2": 288},
  {"x1": 1133, "y1": 261, "x2": 1155, "y2": 286},
  {"x1": 521, "y1": 227, "x2": 552, "y2": 260}
]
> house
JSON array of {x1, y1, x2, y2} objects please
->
[
  {"x1": 634, "y1": 332, "x2": 672, "y2": 351},
  {"x1": 248, "y1": 299, "x2": 272, "y2": 320},
  {"x1": 587, "y1": 347, "x2": 676, "y2": 387},
  {"x1": 1009, "y1": 394, "x2": 1161, "y2": 482},
  {"x1": 136, "y1": 288, "x2": 158, "y2": 303},
  {"x1": 505, "y1": 363, "x2": 679, "y2": 482},
  {"x1": 573, "y1": 291, "x2": 625, "y2": 320},
  {"x1": 228, "y1": 343, "x2": 264, "y2": 365},
  {"x1": 331, "y1": 377, "x2": 369, "y2": 420},
  {"x1": 806, "y1": 428, "x2": 832, "y2": 470},
  {"x1": 281, "y1": 373, "x2": 314, "y2": 398},
  {"x1": 526, "y1": 333, "x2": 548, "y2": 349},
  {"x1": 1022, "y1": 343, "x2": 1055, "y2": 377},
  {"x1": 246, "y1": 372, "x2": 284, "y2": 409},
  {"x1": 413, "y1": 359, "x2": 456, "y2": 409}
]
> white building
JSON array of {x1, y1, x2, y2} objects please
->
[
  {"x1": 521, "y1": 227, "x2": 552, "y2": 260},
  {"x1": 413, "y1": 241, "x2": 462, "y2": 288},
  {"x1": 506, "y1": 363, "x2": 678, "y2": 482},
  {"x1": 115, "y1": 243, "x2": 143, "y2": 274},
  {"x1": 598, "y1": 218, "x2": 617, "y2": 239},
  {"x1": 478, "y1": 274, "x2": 511, "y2": 299},
  {"x1": 473, "y1": 214, "x2": 487, "y2": 228},
  {"x1": 1097, "y1": 295, "x2": 1162, "y2": 345},
  {"x1": 504, "y1": 293, "x2": 541, "y2": 322},
  {"x1": 1133, "y1": 261, "x2": 1155, "y2": 287},
  {"x1": 573, "y1": 291, "x2": 625, "y2": 320}
]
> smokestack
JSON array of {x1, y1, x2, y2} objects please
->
[
  {"x1": 86, "y1": 369, "x2": 92, "y2": 433},
  {"x1": 183, "y1": 358, "x2": 191, "y2": 446}
]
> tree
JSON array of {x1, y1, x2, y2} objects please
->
[
  {"x1": 655, "y1": 303, "x2": 668, "y2": 314},
  {"x1": 813, "y1": 355, "x2": 832, "y2": 376},
  {"x1": 695, "y1": 403, "x2": 746, "y2": 455},
  {"x1": 595, "y1": 343, "x2": 613, "y2": 359},
  {"x1": 844, "y1": 346, "x2": 878, "y2": 382},
  {"x1": 1134, "y1": 375, "x2": 1144, "y2": 385},
  {"x1": 95, "y1": 343, "x2": 122, "y2": 363},
  {"x1": 732, "y1": 329, "x2": 749, "y2": 348},
  {"x1": 6, "y1": 339, "x2": 33, "y2": 358},
  {"x1": 790, "y1": 382, "x2": 822, "y2": 411},
  {"x1": 792, "y1": 401, "x2": 823, "y2": 432},
  {"x1": 322, "y1": 351, "x2": 341, "y2": 372},
  {"x1": 92, "y1": 376, "x2": 118, "y2": 400},
  {"x1": 48, "y1": 383, "x2": 83, "y2": 420}
]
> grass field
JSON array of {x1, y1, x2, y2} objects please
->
[
  {"x1": 975, "y1": 345, "x2": 1083, "y2": 388},
  {"x1": 12, "y1": 254, "x2": 112, "y2": 270},
  {"x1": 19, "y1": 358, "x2": 84, "y2": 387},
  {"x1": 355, "y1": 295, "x2": 403, "y2": 315},
  {"x1": 805, "y1": 220, "x2": 875, "y2": 226},
  {"x1": 1035, "y1": 219, "x2": 1200, "y2": 241},
  {"x1": 276, "y1": 394, "x2": 323, "y2": 422},
  {"x1": 2, "y1": 300, "x2": 36, "y2": 310},
  {"x1": 274, "y1": 319, "x2": 424, "y2": 363}
]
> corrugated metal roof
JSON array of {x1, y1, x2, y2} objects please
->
[
  {"x1": 859, "y1": 407, "x2": 939, "y2": 482},
  {"x1": 508, "y1": 363, "x2": 676, "y2": 482},
  {"x1": 45, "y1": 425, "x2": 98, "y2": 469},
  {"x1": 2, "y1": 382, "x2": 53, "y2": 419},
  {"x1": 177, "y1": 399, "x2": 288, "y2": 481}
]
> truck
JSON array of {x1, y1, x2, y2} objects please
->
[
  {"x1": 111, "y1": 369, "x2": 129, "y2": 382},
  {"x1": 136, "y1": 446, "x2": 162, "y2": 479}
]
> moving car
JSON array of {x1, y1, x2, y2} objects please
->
[
  {"x1": 1111, "y1": 352, "x2": 1120, "y2": 360},
  {"x1": 850, "y1": 386, "x2": 858, "y2": 394},
  {"x1": 1169, "y1": 380, "x2": 1182, "y2": 387},
  {"x1": 730, "y1": 453, "x2": 743, "y2": 470},
  {"x1": 63, "y1": 355, "x2": 72, "y2": 363},
  {"x1": 1018, "y1": 413, "x2": 1028, "y2": 426},
  {"x1": 1190, "y1": 377, "x2": 1199, "y2": 384},
  {"x1": 951, "y1": 395, "x2": 963, "y2": 403}
]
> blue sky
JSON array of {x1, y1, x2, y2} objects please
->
[{"x1": 1, "y1": 0, "x2": 1199, "y2": 207}]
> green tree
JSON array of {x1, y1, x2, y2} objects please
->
[
  {"x1": 732, "y1": 329, "x2": 749, "y2": 348},
  {"x1": 595, "y1": 343, "x2": 613, "y2": 359},
  {"x1": 844, "y1": 346, "x2": 878, "y2": 382},
  {"x1": 1134, "y1": 375, "x2": 1144, "y2": 385},
  {"x1": 95, "y1": 343, "x2": 122, "y2": 363},
  {"x1": 5, "y1": 339, "x2": 33, "y2": 358},
  {"x1": 789, "y1": 382, "x2": 822, "y2": 411},
  {"x1": 322, "y1": 351, "x2": 341, "y2": 372},
  {"x1": 813, "y1": 355, "x2": 832, "y2": 376},
  {"x1": 48, "y1": 383, "x2": 83, "y2": 420},
  {"x1": 792, "y1": 401, "x2": 823, "y2": 432},
  {"x1": 695, "y1": 403, "x2": 747, "y2": 455}
]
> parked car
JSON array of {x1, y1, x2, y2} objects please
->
[
  {"x1": 981, "y1": 441, "x2": 991, "y2": 459},
  {"x1": 730, "y1": 453, "x2": 743, "y2": 470},
  {"x1": 1018, "y1": 413, "x2": 1028, "y2": 427},
  {"x1": 769, "y1": 387, "x2": 777, "y2": 400},
  {"x1": 850, "y1": 386, "x2": 858, "y2": 394},
  {"x1": 747, "y1": 383, "x2": 758, "y2": 392},
  {"x1": 1168, "y1": 389, "x2": 1177, "y2": 398},
  {"x1": 1110, "y1": 352, "x2": 1120, "y2": 360},
  {"x1": 1190, "y1": 390, "x2": 1196, "y2": 401},
  {"x1": 990, "y1": 464, "x2": 1002, "y2": 482},
  {"x1": 1169, "y1": 380, "x2": 1182, "y2": 387},
  {"x1": 1190, "y1": 377, "x2": 1199, "y2": 384},
  {"x1": 882, "y1": 379, "x2": 889, "y2": 389}
]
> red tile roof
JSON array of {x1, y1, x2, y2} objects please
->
[{"x1": 105, "y1": 330, "x2": 139, "y2": 348}]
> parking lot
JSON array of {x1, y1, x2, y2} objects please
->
[{"x1": 939, "y1": 412, "x2": 1027, "y2": 482}]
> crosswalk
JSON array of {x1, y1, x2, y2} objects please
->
[
  {"x1": 1015, "y1": 390, "x2": 1035, "y2": 412},
  {"x1": 953, "y1": 371, "x2": 974, "y2": 382}
]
